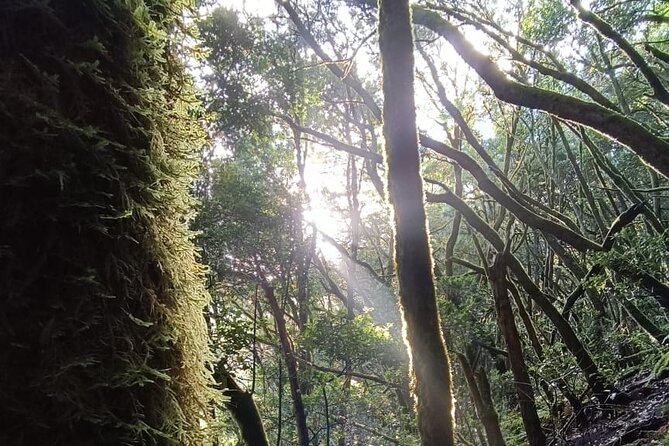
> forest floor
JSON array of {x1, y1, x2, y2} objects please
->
[{"x1": 556, "y1": 372, "x2": 669, "y2": 445}]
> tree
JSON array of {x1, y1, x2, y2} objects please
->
[
  {"x1": 378, "y1": 0, "x2": 455, "y2": 444},
  {"x1": 196, "y1": 0, "x2": 669, "y2": 444},
  {"x1": 0, "y1": 1, "x2": 211, "y2": 444}
]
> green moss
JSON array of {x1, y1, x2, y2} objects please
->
[{"x1": 0, "y1": 1, "x2": 212, "y2": 444}]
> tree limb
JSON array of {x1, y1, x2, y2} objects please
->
[{"x1": 412, "y1": 6, "x2": 669, "y2": 179}]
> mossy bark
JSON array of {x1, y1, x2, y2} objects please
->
[
  {"x1": 413, "y1": 7, "x2": 669, "y2": 179},
  {"x1": 378, "y1": 0, "x2": 455, "y2": 444},
  {"x1": 490, "y1": 255, "x2": 546, "y2": 446},
  {"x1": 0, "y1": 1, "x2": 211, "y2": 444}
]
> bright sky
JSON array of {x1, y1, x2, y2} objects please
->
[{"x1": 214, "y1": 0, "x2": 276, "y2": 17}]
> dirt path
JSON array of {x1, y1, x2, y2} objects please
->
[{"x1": 552, "y1": 374, "x2": 669, "y2": 445}]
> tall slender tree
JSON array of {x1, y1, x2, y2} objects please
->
[{"x1": 378, "y1": 0, "x2": 455, "y2": 444}]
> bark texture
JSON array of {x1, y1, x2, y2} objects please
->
[
  {"x1": 0, "y1": 1, "x2": 212, "y2": 443},
  {"x1": 490, "y1": 254, "x2": 546, "y2": 446},
  {"x1": 378, "y1": 1, "x2": 455, "y2": 444}
]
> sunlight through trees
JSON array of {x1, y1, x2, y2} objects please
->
[{"x1": 5, "y1": 0, "x2": 669, "y2": 444}]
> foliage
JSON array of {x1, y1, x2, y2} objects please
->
[
  {"x1": 198, "y1": 8, "x2": 273, "y2": 139},
  {"x1": 303, "y1": 311, "x2": 395, "y2": 366},
  {"x1": 194, "y1": 0, "x2": 669, "y2": 444},
  {"x1": 195, "y1": 150, "x2": 296, "y2": 279},
  {"x1": 199, "y1": 7, "x2": 321, "y2": 141}
]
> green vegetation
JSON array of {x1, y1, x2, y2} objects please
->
[
  {"x1": 194, "y1": 0, "x2": 669, "y2": 444},
  {"x1": 5, "y1": 0, "x2": 669, "y2": 445}
]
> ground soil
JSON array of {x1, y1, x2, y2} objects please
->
[{"x1": 552, "y1": 372, "x2": 669, "y2": 445}]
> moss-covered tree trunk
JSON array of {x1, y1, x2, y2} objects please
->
[
  {"x1": 490, "y1": 254, "x2": 546, "y2": 446},
  {"x1": 378, "y1": 1, "x2": 455, "y2": 444},
  {"x1": 0, "y1": 1, "x2": 211, "y2": 444}
]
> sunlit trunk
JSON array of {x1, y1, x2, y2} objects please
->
[{"x1": 378, "y1": 0, "x2": 455, "y2": 444}]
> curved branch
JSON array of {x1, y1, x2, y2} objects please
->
[
  {"x1": 570, "y1": 0, "x2": 669, "y2": 106},
  {"x1": 318, "y1": 229, "x2": 389, "y2": 287},
  {"x1": 646, "y1": 44, "x2": 669, "y2": 66},
  {"x1": 426, "y1": 186, "x2": 614, "y2": 397},
  {"x1": 428, "y1": 4, "x2": 617, "y2": 110},
  {"x1": 215, "y1": 363, "x2": 270, "y2": 446},
  {"x1": 422, "y1": 138, "x2": 602, "y2": 252},
  {"x1": 412, "y1": 7, "x2": 669, "y2": 179}
]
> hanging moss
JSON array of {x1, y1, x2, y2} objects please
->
[{"x1": 0, "y1": 0, "x2": 213, "y2": 444}]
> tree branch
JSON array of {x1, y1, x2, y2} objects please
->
[
  {"x1": 277, "y1": 0, "x2": 382, "y2": 120},
  {"x1": 570, "y1": 0, "x2": 669, "y2": 106},
  {"x1": 422, "y1": 141, "x2": 602, "y2": 252},
  {"x1": 277, "y1": 114, "x2": 382, "y2": 163},
  {"x1": 412, "y1": 6, "x2": 669, "y2": 179}
]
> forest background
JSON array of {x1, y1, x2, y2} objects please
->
[{"x1": 4, "y1": 0, "x2": 669, "y2": 445}]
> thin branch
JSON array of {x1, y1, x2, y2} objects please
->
[
  {"x1": 277, "y1": 0, "x2": 382, "y2": 120},
  {"x1": 570, "y1": 0, "x2": 669, "y2": 106},
  {"x1": 422, "y1": 143, "x2": 602, "y2": 252},
  {"x1": 277, "y1": 114, "x2": 382, "y2": 163},
  {"x1": 295, "y1": 356, "x2": 401, "y2": 389}
]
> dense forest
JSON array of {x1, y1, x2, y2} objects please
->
[{"x1": 4, "y1": 0, "x2": 669, "y2": 445}]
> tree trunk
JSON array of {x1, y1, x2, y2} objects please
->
[
  {"x1": 427, "y1": 187, "x2": 614, "y2": 399},
  {"x1": 457, "y1": 353, "x2": 506, "y2": 446},
  {"x1": 490, "y1": 254, "x2": 546, "y2": 446},
  {"x1": 378, "y1": 1, "x2": 455, "y2": 444},
  {"x1": 262, "y1": 283, "x2": 310, "y2": 446},
  {"x1": 445, "y1": 158, "x2": 463, "y2": 277},
  {"x1": 621, "y1": 298, "x2": 668, "y2": 344},
  {"x1": 214, "y1": 362, "x2": 270, "y2": 446},
  {"x1": 0, "y1": 2, "x2": 211, "y2": 444}
]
